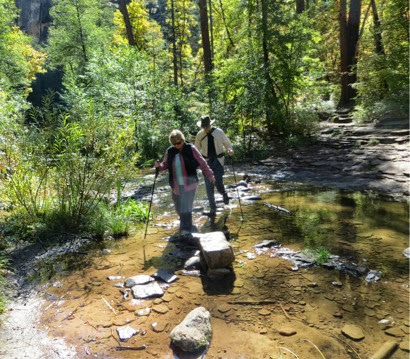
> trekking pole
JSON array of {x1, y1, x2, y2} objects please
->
[
  {"x1": 231, "y1": 157, "x2": 244, "y2": 222},
  {"x1": 143, "y1": 163, "x2": 159, "y2": 268}
]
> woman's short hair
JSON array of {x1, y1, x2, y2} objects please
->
[{"x1": 169, "y1": 130, "x2": 185, "y2": 145}]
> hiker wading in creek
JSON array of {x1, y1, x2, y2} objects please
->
[
  {"x1": 155, "y1": 130, "x2": 216, "y2": 238},
  {"x1": 195, "y1": 115, "x2": 234, "y2": 217}
]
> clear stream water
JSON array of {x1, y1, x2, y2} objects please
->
[{"x1": 35, "y1": 172, "x2": 409, "y2": 358}]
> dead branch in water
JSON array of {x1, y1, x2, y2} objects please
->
[
  {"x1": 115, "y1": 345, "x2": 147, "y2": 351},
  {"x1": 279, "y1": 302, "x2": 292, "y2": 321},
  {"x1": 102, "y1": 296, "x2": 117, "y2": 315},
  {"x1": 279, "y1": 302, "x2": 304, "y2": 323}
]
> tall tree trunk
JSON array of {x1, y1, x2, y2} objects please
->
[
  {"x1": 370, "y1": 0, "x2": 384, "y2": 55},
  {"x1": 296, "y1": 0, "x2": 305, "y2": 13},
  {"x1": 74, "y1": 0, "x2": 88, "y2": 65},
  {"x1": 198, "y1": 0, "x2": 213, "y2": 73},
  {"x1": 118, "y1": 0, "x2": 136, "y2": 47},
  {"x1": 261, "y1": 0, "x2": 281, "y2": 134},
  {"x1": 208, "y1": 0, "x2": 214, "y2": 60},
  {"x1": 171, "y1": 0, "x2": 178, "y2": 85},
  {"x1": 339, "y1": 0, "x2": 361, "y2": 107}
]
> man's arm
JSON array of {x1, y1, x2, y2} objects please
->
[
  {"x1": 221, "y1": 130, "x2": 234, "y2": 156},
  {"x1": 192, "y1": 145, "x2": 215, "y2": 183},
  {"x1": 194, "y1": 132, "x2": 202, "y2": 151}
]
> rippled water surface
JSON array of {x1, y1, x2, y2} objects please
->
[{"x1": 38, "y1": 172, "x2": 409, "y2": 358}]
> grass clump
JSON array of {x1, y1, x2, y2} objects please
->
[{"x1": 303, "y1": 246, "x2": 331, "y2": 264}]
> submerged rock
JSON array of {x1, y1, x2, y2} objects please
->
[
  {"x1": 365, "y1": 270, "x2": 382, "y2": 283},
  {"x1": 170, "y1": 307, "x2": 212, "y2": 352},
  {"x1": 124, "y1": 275, "x2": 154, "y2": 287},
  {"x1": 341, "y1": 324, "x2": 365, "y2": 341},
  {"x1": 254, "y1": 240, "x2": 281, "y2": 249},
  {"x1": 279, "y1": 327, "x2": 297, "y2": 336},
  {"x1": 136, "y1": 307, "x2": 151, "y2": 316}
]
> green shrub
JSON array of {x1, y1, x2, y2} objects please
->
[
  {"x1": 2, "y1": 94, "x2": 140, "y2": 239},
  {"x1": 0, "y1": 256, "x2": 8, "y2": 314},
  {"x1": 118, "y1": 199, "x2": 149, "y2": 223}
]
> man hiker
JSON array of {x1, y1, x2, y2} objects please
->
[
  {"x1": 155, "y1": 130, "x2": 215, "y2": 238},
  {"x1": 195, "y1": 115, "x2": 233, "y2": 217}
]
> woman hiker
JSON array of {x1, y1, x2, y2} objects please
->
[
  {"x1": 195, "y1": 115, "x2": 234, "y2": 216},
  {"x1": 155, "y1": 130, "x2": 216, "y2": 238}
]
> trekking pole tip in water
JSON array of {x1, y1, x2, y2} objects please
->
[
  {"x1": 143, "y1": 158, "x2": 160, "y2": 269},
  {"x1": 230, "y1": 156, "x2": 244, "y2": 221}
]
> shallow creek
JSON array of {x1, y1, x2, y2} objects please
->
[{"x1": 37, "y1": 173, "x2": 409, "y2": 358}]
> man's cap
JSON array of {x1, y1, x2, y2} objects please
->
[{"x1": 197, "y1": 115, "x2": 215, "y2": 128}]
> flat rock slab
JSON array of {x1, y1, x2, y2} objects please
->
[
  {"x1": 124, "y1": 275, "x2": 154, "y2": 287},
  {"x1": 384, "y1": 327, "x2": 406, "y2": 337},
  {"x1": 153, "y1": 269, "x2": 178, "y2": 283},
  {"x1": 152, "y1": 304, "x2": 169, "y2": 314},
  {"x1": 131, "y1": 281, "x2": 164, "y2": 299},
  {"x1": 399, "y1": 341, "x2": 409, "y2": 352},
  {"x1": 116, "y1": 325, "x2": 139, "y2": 342},
  {"x1": 198, "y1": 232, "x2": 235, "y2": 269},
  {"x1": 341, "y1": 324, "x2": 365, "y2": 341}
]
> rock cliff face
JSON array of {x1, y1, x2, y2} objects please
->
[{"x1": 15, "y1": 0, "x2": 53, "y2": 42}]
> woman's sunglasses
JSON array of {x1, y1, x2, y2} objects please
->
[{"x1": 173, "y1": 141, "x2": 182, "y2": 146}]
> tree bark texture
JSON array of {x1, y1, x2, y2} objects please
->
[
  {"x1": 261, "y1": 0, "x2": 281, "y2": 133},
  {"x1": 339, "y1": 0, "x2": 361, "y2": 107},
  {"x1": 199, "y1": 0, "x2": 213, "y2": 73},
  {"x1": 74, "y1": 0, "x2": 88, "y2": 65},
  {"x1": 208, "y1": 0, "x2": 214, "y2": 60},
  {"x1": 370, "y1": 0, "x2": 384, "y2": 55},
  {"x1": 296, "y1": 0, "x2": 305, "y2": 13},
  {"x1": 118, "y1": 0, "x2": 136, "y2": 47}
]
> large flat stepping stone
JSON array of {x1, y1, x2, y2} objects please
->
[
  {"x1": 131, "y1": 281, "x2": 164, "y2": 299},
  {"x1": 198, "y1": 232, "x2": 235, "y2": 269}
]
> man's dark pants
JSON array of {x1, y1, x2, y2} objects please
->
[{"x1": 204, "y1": 158, "x2": 226, "y2": 213}]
